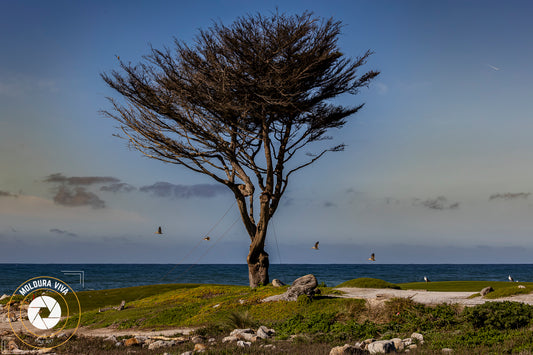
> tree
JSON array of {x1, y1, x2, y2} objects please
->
[{"x1": 101, "y1": 11, "x2": 379, "y2": 287}]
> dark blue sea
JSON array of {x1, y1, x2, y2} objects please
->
[{"x1": 1, "y1": 264, "x2": 532, "y2": 295}]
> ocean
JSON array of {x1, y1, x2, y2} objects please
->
[{"x1": 1, "y1": 264, "x2": 532, "y2": 295}]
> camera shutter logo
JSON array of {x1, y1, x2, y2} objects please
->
[
  {"x1": 27, "y1": 295, "x2": 62, "y2": 330},
  {"x1": 8, "y1": 276, "x2": 81, "y2": 350}
]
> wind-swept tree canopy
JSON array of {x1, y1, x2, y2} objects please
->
[{"x1": 102, "y1": 11, "x2": 379, "y2": 287}]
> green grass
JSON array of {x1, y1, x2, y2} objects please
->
[
  {"x1": 41, "y1": 279, "x2": 533, "y2": 354},
  {"x1": 336, "y1": 277, "x2": 401, "y2": 289}
]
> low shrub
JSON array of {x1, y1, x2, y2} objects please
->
[{"x1": 462, "y1": 301, "x2": 533, "y2": 330}]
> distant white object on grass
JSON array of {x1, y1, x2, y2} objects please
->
[
  {"x1": 155, "y1": 226, "x2": 163, "y2": 235},
  {"x1": 508, "y1": 275, "x2": 514, "y2": 282},
  {"x1": 424, "y1": 276, "x2": 430, "y2": 283},
  {"x1": 312, "y1": 241, "x2": 319, "y2": 250}
]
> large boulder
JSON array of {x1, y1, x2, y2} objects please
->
[{"x1": 263, "y1": 274, "x2": 319, "y2": 302}]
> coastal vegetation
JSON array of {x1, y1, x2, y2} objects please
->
[
  {"x1": 4, "y1": 279, "x2": 533, "y2": 353},
  {"x1": 28, "y1": 279, "x2": 524, "y2": 353}
]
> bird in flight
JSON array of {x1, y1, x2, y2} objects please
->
[
  {"x1": 368, "y1": 253, "x2": 375, "y2": 262},
  {"x1": 487, "y1": 64, "x2": 500, "y2": 71},
  {"x1": 424, "y1": 276, "x2": 430, "y2": 283},
  {"x1": 203, "y1": 236, "x2": 210, "y2": 241},
  {"x1": 508, "y1": 275, "x2": 514, "y2": 282},
  {"x1": 155, "y1": 226, "x2": 163, "y2": 235},
  {"x1": 312, "y1": 242, "x2": 319, "y2": 250}
]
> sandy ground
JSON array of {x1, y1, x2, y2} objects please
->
[
  {"x1": 3, "y1": 288, "x2": 533, "y2": 338},
  {"x1": 333, "y1": 287, "x2": 533, "y2": 306}
]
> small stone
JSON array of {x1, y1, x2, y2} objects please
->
[
  {"x1": 191, "y1": 335, "x2": 206, "y2": 344},
  {"x1": 230, "y1": 328, "x2": 254, "y2": 336},
  {"x1": 208, "y1": 338, "x2": 216, "y2": 343},
  {"x1": 518, "y1": 285, "x2": 526, "y2": 289},
  {"x1": 115, "y1": 342, "x2": 122, "y2": 347},
  {"x1": 329, "y1": 343, "x2": 365, "y2": 354},
  {"x1": 7, "y1": 340, "x2": 18, "y2": 350},
  {"x1": 194, "y1": 343, "x2": 207, "y2": 351},
  {"x1": 239, "y1": 299, "x2": 246, "y2": 304},
  {"x1": 222, "y1": 335, "x2": 239, "y2": 343},
  {"x1": 367, "y1": 340, "x2": 395, "y2": 354},
  {"x1": 124, "y1": 337, "x2": 140, "y2": 347},
  {"x1": 104, "y1": 335, "x2": 117, "y2": 342},
  {"x1": 364, "y1": 338, "x2": 376, "y2": 344},
  {"x1": 180, "y1": 352, "x2": 194, "y2": 355},
  {"x1": 391, "y1": 338, "x2": 404, "y2": 351},
  {"x1": 480, "y1": 286, "x2": 494, "y2": 296},
  {"x1": 403, "y1": 338, "x2": 413, "y2": 346},
  {"x1": 236, "y1": 340, "x2": 251, "y2": 347},
  {"x1": 442, "y1": 348, "x2": 454, "y2": 353},
  {"x1": 411, "y1": 332, "x2": 424, "y2": 344},
  {"x1": 409, "y1": 344, "x2": 418, "y2": 349},
  {"x1": 272, "y1": 279, "x2": 285, "y2": 287},
  {"x1": 213, "y1": 303, "x2": 220, "y2": 308}
]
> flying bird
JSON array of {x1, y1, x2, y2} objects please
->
[
  {"x1": 487, "y1": 64, "x2": 500, "y2": 71},
  {"x1": 368, "y1": 253, "x2": 375, "y2": 262},
  {"x1": 203, "y1": 236, "x2": 210, "y2": 241},
  {"x1": 424, "y1": 276, "x2": 430, "y2": 283},
  {"x1": 155, "y1": 226, "x2": 163, "y2": 235},
  {"x1": 312, "y1": 242, "x2": 319, "y2": 250},
  {"x1": 508, "y1": 275, "x2": 514, "y2": 282}
]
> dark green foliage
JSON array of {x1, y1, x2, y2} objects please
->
[
  {"x1": 276, "y1": 312, "x2": 337, "y2": 336},
  {"x1": 462, "y1": 301, "x2": 533, "y2": 330}
]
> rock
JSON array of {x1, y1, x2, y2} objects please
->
[
  {"x1": 272, "y1": 279, "x2": 285, "y2": 287},
  {"x1": 518, "y1": 285, "x2": 526, "y2": 289},
  {"x1": 7, "y1": 340, "x2": 18, "y2": 350},
  {"x1": 329, "y1": 343, "x2": 365, "y2": 354},
  {"x1": 402, "y1": 338, "x2": 413, "y2": 346},
  {"x1": 238, "y1": 299, "x2": 246, "y2": 304},
  {"x1": 180, "y1": 352, "x2": 194, "y2": 355},
  {"x1": 256, "y1": 325, "x2": 275, "y2": 339},
  {"x1": 191, "y1": 335, "x2": 206, "y2": 344},
  {"x1": 116, "y1": 300, "x2": 126, "y2": 310},
  {"x1": 364, "y1": 338, "x2": 376, "y2": 344},
  {"x1": 124, "y1": 337, "x2": 140, "y2": 347},
  {"x1": 148, "y1": 340, "x2": 169, "y2": 350},
  {"x1": 411, "y1": 332, "x2": 424, "y2": 344},
  {"x1": 194, "y1": 343, "x2": 207, "y2": 351},
  {"x1": 222, "y1": 335, "x2": 239, "y2": 343},
  {"x1": 391, "y1": 338, "x2": 404, "y2": 351},
  {"x1": 480, "y1": 286, "x2": 494, "y2": 296},
  {"x1": 237, "y1": 340, "x2": 251, "y2": 347},
  {"x1": 260, "y1": 344, "x2": 276, "y2": 349},
  {"x1": 409, "y1": 344, "x2": 418, "y2": 349},
  {"x1": 264, "y1": 274, "x2": 319, "y2": 302},
  {"x1": 442, "y1": 348, "x2": 454, "y2": 353},
  {"x1": 208, "y1": 338, "x2": 216, "y2": 343},
  {"x1": 230, "y1": 328, "x2": 253, "y2": 336},
  {"x1": 0, "y1": 294, "x2": 9, "y2": 301},
  {"x1": 367, "y1": 340, "x2": 395, "y2": 354},
  {"x1": 104, "y1": 335, "x2": 117, "y2": 343}
]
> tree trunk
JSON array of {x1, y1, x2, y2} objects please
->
[{"x1": 247, "y1": 226, "x2": 269, "y2": 287}]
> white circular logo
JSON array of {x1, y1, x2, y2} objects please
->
[{"x1": 27, "y1": 296, "x2": 62, "y2": 330}]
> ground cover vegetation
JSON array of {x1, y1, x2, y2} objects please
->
[{"x1": 15, "y1": 279, "x2": 526, "y2": 353}]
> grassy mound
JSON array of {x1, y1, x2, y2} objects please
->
[{"x1": 336, "y1": 277, "x2": 401, "y2": 289}]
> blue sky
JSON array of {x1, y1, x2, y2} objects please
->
[{"x1": 1, "y1": 0, "x2": 533, "y2": 263}]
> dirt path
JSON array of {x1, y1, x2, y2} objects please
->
[{"x1": 333, "y1": 287, "x2": 533, "y2": 306}]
